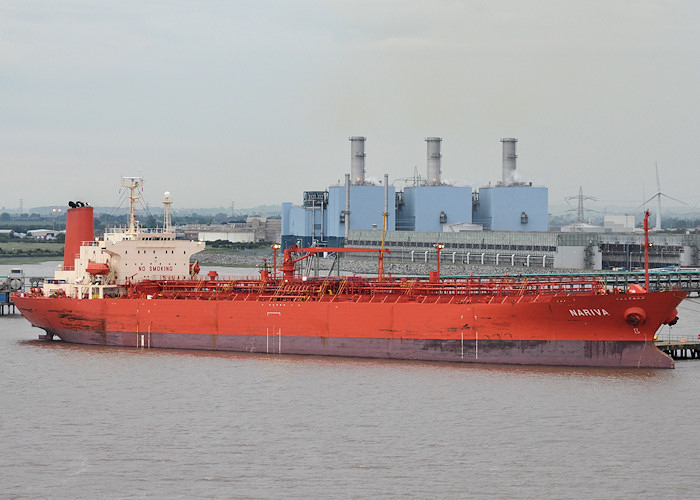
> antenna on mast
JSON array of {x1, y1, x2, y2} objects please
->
[{"x1": 121, "y1": 176, "x2": 143, "y2": 236}]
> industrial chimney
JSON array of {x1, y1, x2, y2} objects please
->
[
  {"x1": 501, "y1": 138, "x2": 518, "y2": 186},
  {"x1": 349, "y1": 136, "x2": 366, "y2": 185},
  {"x1": 426, "y1": 137, "x2": 442, "y2": 185}
]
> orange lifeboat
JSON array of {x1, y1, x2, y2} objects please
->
[{"x1": 86, "y1": 261, "x2": 110, "y2": 275}]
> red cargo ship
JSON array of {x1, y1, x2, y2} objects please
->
[{"x1": 12, "y1": 178, "x2": 686, "y2": 368}]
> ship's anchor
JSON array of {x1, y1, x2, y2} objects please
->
[{"x1": 625, "y1": 307, "x2": 647, "y2": 326}]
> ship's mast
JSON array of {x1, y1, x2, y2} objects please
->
[
  {"x1": 643, "y1": 209, "x2": 650, "y2": 291},
  {"x1": 122, "y1": 176, "x2": 143, "y2": 237}
]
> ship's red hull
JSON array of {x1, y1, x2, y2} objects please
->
[{"x1": 12, "y1": 289, "x2": 686, "y2": 368}]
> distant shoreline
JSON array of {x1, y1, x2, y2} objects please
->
[{"x1": 0, "y1": 256, "x2": 62, "y2": 265}]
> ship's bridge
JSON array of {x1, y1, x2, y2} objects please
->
[{"x1": 104, "y1": 225, "x2": 177, "y2": 243}]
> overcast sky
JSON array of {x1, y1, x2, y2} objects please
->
[{"x1": 2, "y1": 1, "x2": 699, "y2": 215}]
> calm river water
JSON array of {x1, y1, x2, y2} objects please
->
[{"x1": 2, "y1": 262, "x2": 700, "y2": 499}]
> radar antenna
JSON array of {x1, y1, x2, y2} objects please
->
[{"x1": 163, "y1": 191, "x2": 173, "y2": 232}]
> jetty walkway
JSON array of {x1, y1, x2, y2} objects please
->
[
  {"x1": 1, "y1": 272, "x2": 44, "y2": 315},
  {"x1": 655, "y1": 340, "x2": 700, "y2": 360}
]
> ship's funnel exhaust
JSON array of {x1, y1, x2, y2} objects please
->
[
  {"x1": 350, "y1": 136, "x2": 366, "y2": 185},
  {"x1": 63, "y1": 205, "x2": 94, "y2": 269},
  {"x1": 426, "y1": 137, "x2": 442, "y2": 185},
  {"x1": 501, "y1": 138, "x2": 518, "y2": 186}
]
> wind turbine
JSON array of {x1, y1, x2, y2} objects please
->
[{"x1": 640, "y1": 163, "x2": 686, "y2": 230}]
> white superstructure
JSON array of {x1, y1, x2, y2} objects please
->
[{"x1": 44, "y1": 178, "x2": 204, "y2": 299}]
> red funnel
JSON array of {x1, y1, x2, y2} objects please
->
[{"x1": 63, "y1": 206, "x2": 94, "y2": 269}]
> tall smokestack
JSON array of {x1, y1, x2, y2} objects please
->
[
  {"x1": 501, "y1": 138, "x2": 518, "y2": 186},
  {"x1": 349, "y1": 136, "x2": 366, "y2": 185},
  {"x1": 426, "y1": 137, "x2": 442, "y2": 185}
]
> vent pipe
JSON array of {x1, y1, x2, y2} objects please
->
[
  {"x1": 384, "y1": 174, "x2": 389, "y2": 219},
  {"x1": 349, "y1": 136, "x2": 366, "y2": 185},
  {"x1": 501, "y1": 138, "x2": 518, "y2": 186},
  {"x1": 426, "y1": 137, "x2": 442, "y2": 185},
  {"x1": 344, "y1": 173, "x2": 350, "y2": 239}
]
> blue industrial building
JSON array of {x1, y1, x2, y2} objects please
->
[
  {"x1": 281, "y1": 137, "x2": 396, "y2": 248},
  {"x1": 327, "y1": 184, "x2": 395, "y2": 237},
  {"x1": 470, "y1": 138, "x2": 548, "y2": 231},
  {"x1": 398, "y1": 186, "x2": 472, "y2": 231},
  {"x1": 281, "y1": 200, "x2": 321, "y2": 248},
  {"x1": 281, "y1": 136, "x2": 549, "y2": 249},
  {"x1": 282, "y1": 183, "x2": 395, "y2": 249},
  {"x1": 472, "y1": 185, "x2": 548, "y2": 231}
]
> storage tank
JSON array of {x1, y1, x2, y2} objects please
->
[
  {"x1": 349, "y1": 136, "x2": 366, "y2": 184},
  {"x1": 426, "y1": 137, "x2": 442, "y2": 185},
  {"x1": 501, "y1": 138, "x2": 518, "y2": 186}
]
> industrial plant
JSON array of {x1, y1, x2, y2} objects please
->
[
  {"x1": 282, "y1": 136, "x2": 547, "y2": 244},
  {"x1": 280, "y1": 136, "x2": 700, "y2": 270}
]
